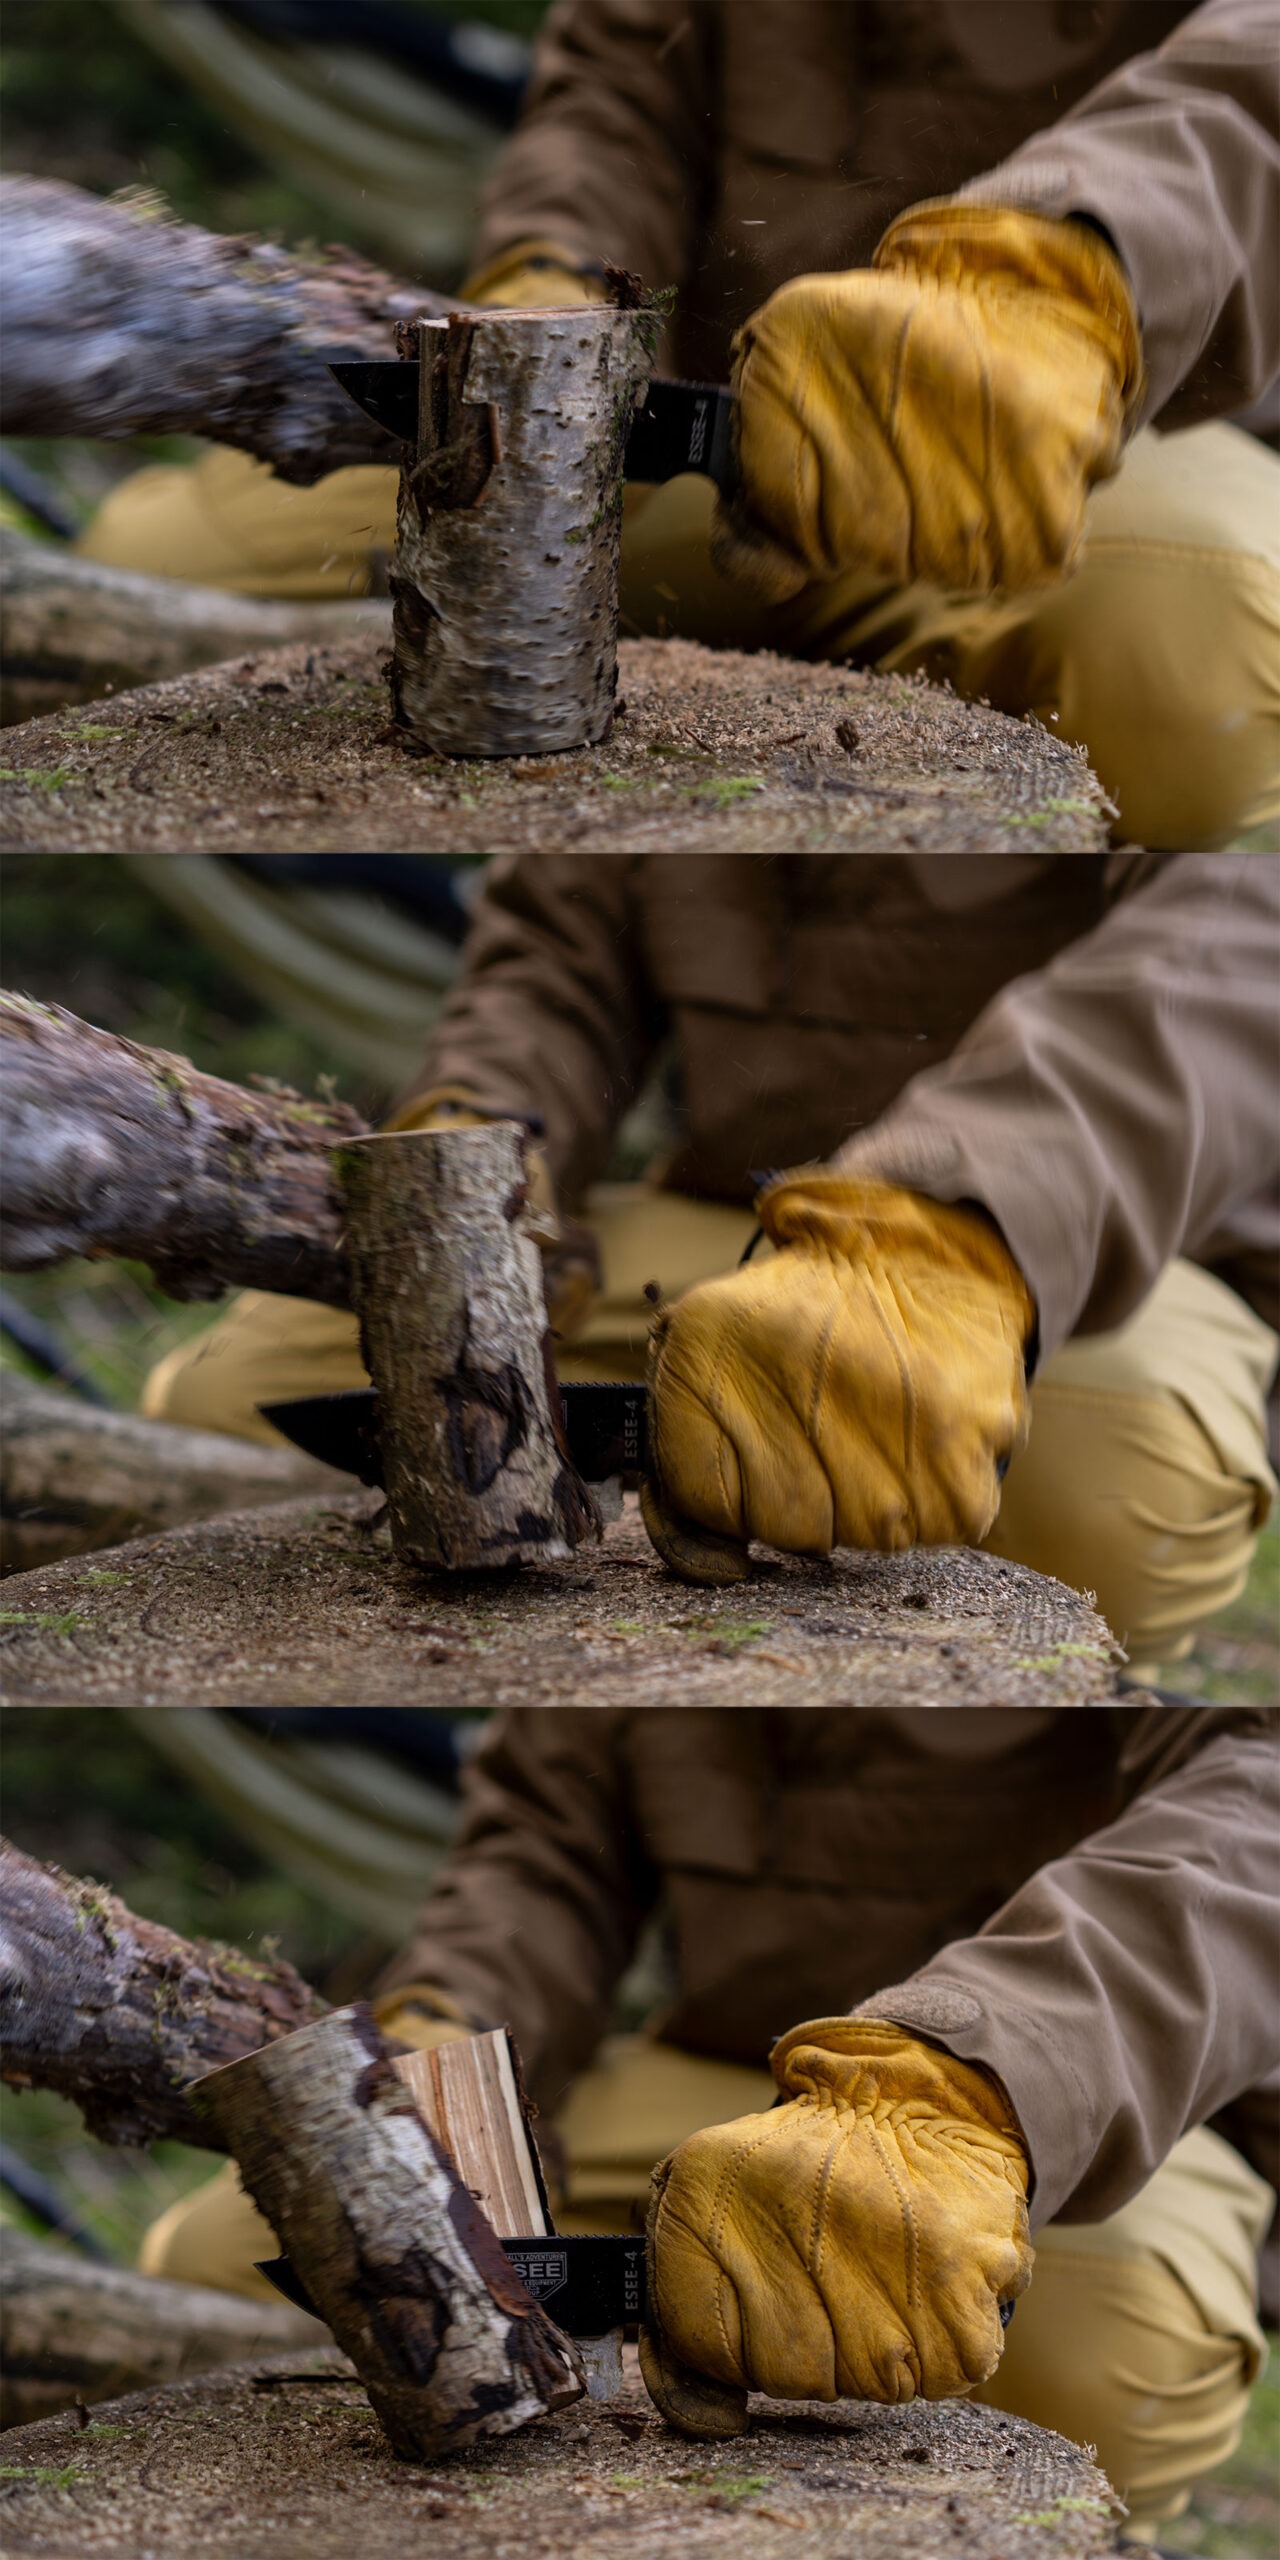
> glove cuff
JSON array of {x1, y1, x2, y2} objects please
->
[
  {"x1": 875, "y1": 200, "x2": 1144, "y2": 422},
  {"x1": 770, "y1": 2015, "x2": 1029, "y2": 2171},
  {"x1": 756, "y1": 1173, "x2": 1034, "y2": 1324},
  {"x1": 462, "y1": 238, "x2": 609, "y2": 307}
]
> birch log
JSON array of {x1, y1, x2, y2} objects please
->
[
  {"x1": 0, "y1": 177, "x2": 442, "y2": 482},
  {"x1": 0, "y1": 1839, "x2": 326, "y2": 2149},
  {"x1": 338, "y1": 1127, "x2": 598, "y2": 1568},
  {"x1": 390, "y1": 305, "x2": 656, "y2": 755},
  {"x1": 191, "y1": 2007, "x2": 584, "y2": 2463},
  {"x1": 0, "y1": 993, "x2": 366, "y2": 1305}
]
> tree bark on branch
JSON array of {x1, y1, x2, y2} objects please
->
[
  {"x1": 0, "y1": 178, "x2": 445, "y2": 482},
  {"x1": 0, "y1": 1838, "x2": 327, "y2": 2148},
  {"x1": 0, "y1": 993, "x2": 367, "y2": 1307}
]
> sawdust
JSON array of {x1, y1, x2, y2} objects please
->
[
  {"x1": 0, "y1": 2346, "x2": 1119, "y2": 2560},
  {"x1": 0, "y1": 1490, "x2": 1125, "y2": 1707},
  {"x1": 0, "y1": 634, "x2": 1111, "y2": 852}
]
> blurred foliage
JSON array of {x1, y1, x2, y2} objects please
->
[{"x1": 2, "y1": 0, "x2": 547, "y2": 241}]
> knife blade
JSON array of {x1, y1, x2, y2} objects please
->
[
  {"x1": 258, "y1": 1382, "x2": 648, "y2": 1487},
  {"x1": 257, "y1": 2232, "x2": 645, "y2": 2336},
  {"x1": 327, "y1": 359, "x2": 735, "y2": 494}
]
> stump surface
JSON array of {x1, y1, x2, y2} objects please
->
[
  {"x1": 0, "y1": 2347, "x2": 1117, "y2": 2559},
  {"x1": 0, "y1": 634, "x2": 1111, "y2": 853},
  {"x1": 0, "y1": 1491, "x2": 1122, "y2": 1707}
]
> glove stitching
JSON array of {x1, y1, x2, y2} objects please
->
[
  {"x1": 863, "y1": 1270, "x2": 920, "y2": 1543},
  {"x1": 806, "y1": 2125, "x2": 842, "y2": 2289},
  {"x1": 867, "y1": 2119, "x2": 921, "y2": 2332},
  {"x1": 706, "y1": 2111, "x2": 805, "y2": 2386}
]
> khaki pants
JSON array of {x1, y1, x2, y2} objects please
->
[
  {"x1": 139, "y1": 2037, "x2": 1271, "y2": 2531},
  {"x1": 142, "y1": 1193, "x2": 1277, "y2": 1672},
  {"x1": 79, "y1": 422, "x2": 1280, "y2": 846}
]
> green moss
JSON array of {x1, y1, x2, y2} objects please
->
[
  {"x1": 683, "y1": 774, "x2": 764, "y2": 808},
  {"x1": 75, "y1": 1569, "x2": 131, "y2": 1587},
  {"x1": 0, "y1": 766, "x2": 75, "y2": 792},
  {"x1": 0, "y1": 1609, "x2": 86, "y2": 1632},
  {"x1": 0, "y1": 2465, "x2": 91, "y2": 2488}
]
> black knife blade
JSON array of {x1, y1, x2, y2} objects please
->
[
  {"x1": 259, "y1": 1382, "x2": 648, "y2": 1487},
  {"x1": 257, "y1": 2233, "x2": 645, "y2": 2335},
  {"x1": 327, "y1": 359, "x2": 735, "y2": 493}
]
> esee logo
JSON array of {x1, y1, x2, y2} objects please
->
[{"x1": 506, "y1": 2246, "x2": 569, "y2": 2303}]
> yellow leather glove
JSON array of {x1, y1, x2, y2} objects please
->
[
  {"x1": 372, "y1": 1982, "x2": 475, "y2": 2052},
  {"x1": 461, "y1": 237, "x2": 608, "y2": 308},
  {"x1": 384, "y1": 1085, "x2": 600, "y2": 1340},
  {"x1": 640, "y1": 2020, "x2": 1032, "y2": 2438},
  {"x1": 715, "y1": 201, "x2": 1144, "y2": 600},
  {"x1": 642, "y1": 1175, "x2": 1035, "y2": 1586}
]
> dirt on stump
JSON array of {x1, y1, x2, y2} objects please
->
[
  {"x1": 0, "y1": 1489, "x2": 1126, "y2": 1707},
  {"x1": 0, "y1": 633, "x2": 1112, "y2": 853},
  {"x1": 0, "y1": 2345, "x2": 1119, "y2": 2560}
]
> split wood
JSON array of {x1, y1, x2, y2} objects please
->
[
  {"x1": 339, "y1": 1125, "x2": 598, "y2": 1569},
  {"x1": 190, "y1": 2006, "x2": 583, "y2": 2463},
  {"x1": 391, "y1": 306, "x2": 657, "y2": 755}
]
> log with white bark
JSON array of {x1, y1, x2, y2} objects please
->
[
  {"x1": 0, "y1": 2234, "x2": 323, "y2": 2431},
  {"x1": 191, "y1": 2007, "x2": 583, "y2": 2463},
  {"x1": 390, "y1": 305, "x2": 656, "y2": 755},
  {"x1": 0, "y1": 178, "x2": 443, "y2": 482},
  {"x1": 339, "y1": 1127, "x2": 598, "y2": 1569},
  {"x1": 0, "y1": 1374, "x2": 343, "y2": 1575},
  {"x1": 0, "y1": 529, "x2": 391, "y2": 726},
  {"x1": 0, "y1": 1838, "x2": 326, "y2": 2149},
  {"x1": 0, "y1": 993, "x2": 367, "y2": 1307}
]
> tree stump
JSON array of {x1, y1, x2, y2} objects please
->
[
  {"x1": 0, "y1": 2349, "x2": 1119, "y2": 2557},
  {"x1": 190, "y1": 2008, "x2": 583, "y2": 2463},
  {"x1": 1, "y1": 1376, "x2": 342, "y2": 1575},
  {"x1": 0, "y1": 2236, "x2": 322, "y2": 2430},
  {"x1": 390, "y1": 307, "x2": 656, "y2": 756},
  {"x1": 0, "y1": 1492, "x2": 1128, "y2": 1707},
  {"x1": 0, "y1": 634, "x2": 1112, "y2": 852},
  {"x1": 339, "y1": 1128, "x2": 597, "y2": 1570}
]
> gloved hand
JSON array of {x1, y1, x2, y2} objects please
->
[
  {"x1": 372, "y1": 1982, "x2": 476, "y2": 2053},
  {"x1": 714, "y1": 201, "x2": 1143, "y2": 600},
  {"x1": 462, "y1": 237, "x2": 608, "y2": 309},
  {"x1": 639, "y1": 2019, "x2": 1032, "y2": 2437},
  {"x1": 385, "y1": 1085, "x2": 600, "y2": 1340},
  {"x1": 641, "y1": 1175, "x2": 1035, "y2": 1586}
]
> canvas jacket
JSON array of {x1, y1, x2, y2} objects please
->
[
  {"x1": 406, "y1": 852, "x2": 1280, "y2": 1360},
  {"x1": 475, "y1": 0, "x2": 1279, "y2": 430},
  {"x1": 378, "y1": 1706, "x2": 1279, "y2": 2225}
]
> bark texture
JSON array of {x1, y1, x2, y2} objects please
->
[
  {"x1": 0, "y1": 1838, "x2": 326, "y2": 2148},
  {"x1": 0, "y1": 1374, "x2": 341, "y2": 1574},
  {"x1": 0, "y1": 179, "x2": 442, "y2": 483},
  {"x1": 0, "y1": 529, "x2": 390, "y2": 726},
  {"x1": 0, "y1": 1493, "x2": 1130, "y2": 1708},
  {"x1": 191, "y1": 2008, "x2": 583, "y2": 2463},
  {"x1": 0, "y1": 2349, "x2": 1118, "y2": 2557},
  {"x1": 0, "y1": 2235, "x2": 322, "y2": 2431},
  {"x1": 0, "y1": 994, "x2": 366, "y2": 1306},
  {"x1": 339, "y1": 1128, "x2": 598, "y2": 1569},
  {"x1": 391, "y1": 307, "x2": 656, "y2": 755}
]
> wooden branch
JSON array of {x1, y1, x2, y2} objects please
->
[
  {"x1": 0, "y1": 1839, "x2": 326, "y2": 2148},
  {"x1": 191, "y1": 2007, "x2": 583, "y2": 2463},
  {"x1": 0, "y1": 528, "x2": 390, "y2": 726},
  {"x1": 0, "y1": 177, "x2": 451, "y2": 484},
  {"x1": 391, "y1": 306, "x2": 656, "y2": 755},
  {"x1": 339, "y1": 1127, "x2": 598, "y2": 1568},
  {"x1": 0, "y1": 993, "x2": 365, "y2": 1306},
  {"x1": 0, "y1": 2234, "x2": 322, "y2": 2430},
  {"x1": 0, "y1": 1374, "x2": 342, "y2": 1574}
]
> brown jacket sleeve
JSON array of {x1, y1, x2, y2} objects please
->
[
  {"x1": 401, "y1": 855, "x2": 663, "y2": 1209},
  {"x1": 956, "y1": 0, "x2": 1280, "y2": 425},
  {"x1": 472, "y1": 0, "x2": 710, "y2": 293},
  {"x1": 832, "y1": 852, "x2": 1280, "y2": 1357},
  {"x1": 856, "y1": 1709, "x2": 1280, "y2": 2226},
  {"x1": 375, "y1": 1711, "x2": 656, "y2": 2117}
]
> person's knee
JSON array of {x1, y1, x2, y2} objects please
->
[
  {"x1": 978, "y1": 2246, "x2": 1256, "y2": 2524},
  {"x1": 987, "y1": 1381, "x2": 1262, "y2": 1662},
  {"x1": 140, "y1": 1291, "x2": 367, "y2": 1445}
]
